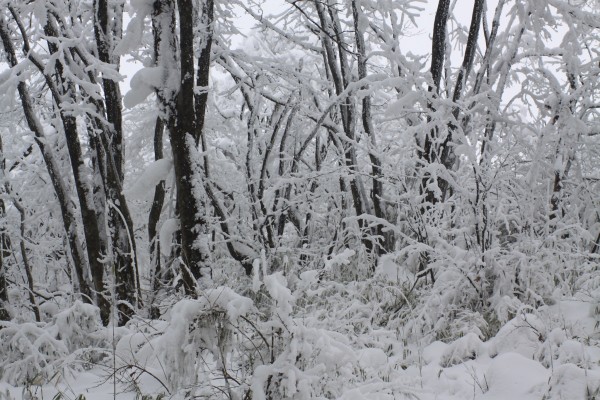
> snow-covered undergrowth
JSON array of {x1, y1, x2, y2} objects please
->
[{"x1": 1, "y1": 262, "x2": 600, "y2": 400}]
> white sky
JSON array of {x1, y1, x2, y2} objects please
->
[{"x1": 121, "y1": 0, "x2": 477, "y2": 93}]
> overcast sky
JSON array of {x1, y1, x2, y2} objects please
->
[{"x1": 121, "y1": 0, "x2": 486, "y2": 89}]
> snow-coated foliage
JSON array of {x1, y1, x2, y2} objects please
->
[
  {"x1": 50, "y1": 301, "x2": 107, "y2": 352},
  {"x1": 155, "y1": 287, "x2": 254, "y2": 389},
  {"x1": 0, "y1": 301, "x2": 106, "y2": 385},
  {"x1": 0, "y1": 321, "x2": 68, "y2": 385}
]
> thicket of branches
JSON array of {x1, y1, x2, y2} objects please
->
[{"x1": 0, "y1": 0, "x2": 599, "y2": 394}]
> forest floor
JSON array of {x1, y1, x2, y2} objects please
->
[{"x1": 1, "y1": 285, "x2": 599, "y2": 400}]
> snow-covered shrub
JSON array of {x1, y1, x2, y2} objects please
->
[
  {"x1": 115, "y1": 319, "x2": 168, "y2": 368},
  {"x1": 248, "y1": 271, "x2": 416, "y2": 400},
  {"x1": 49, "y1": 301, "x2": 106, "y2": 352},
  {"x1": 133, "y1": 267, "x2": 417, "y2": 399},
  {"x1": 556, "y1": 340, "x2": 586, "y2": 366},
  {"x1": 391, "y1": 265, "x2": 489, "y2": 344},
  {"x1": 155, "y1": 287, "x2": 255, "y2": 390},
  {"x1": 0, "y1": 321, "x2": 68, "y2": 385},
  {"x1": 0, "y1": 301, "x2": 113, "y2": 385},
  {"x1": 251, "y1": 326, "x2": 357, "y2": 399},
  {"x1": 484, "y1": 352, "x2": 548, "y2": 399}
]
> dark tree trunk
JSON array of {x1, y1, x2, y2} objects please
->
[
  {"x1": 430, "y1": 0, "x2": 451, "y2": 95},
  {"x1": 415, "y1": 0, "x2": 451, "y2": 282},
  {"x1": 314, "y1": 0, "x2": 375, "y2": 259},
  {"x1": 194, "y1": 0, "x2": 214, "y2": 152},
  {"x1": 93, "y1": 0, "x2": 140, "y2": 325},
  {"x1": 419, "y1": 0, "x2": 451, "y2": 207},
  {"x1": 149, "y1": 0, "x2": 177, "y2": 313},
  {"x1": 164, "y1": 0, "x2": 212, "y2": 294},
  {"x1": 149, "y1": 117, "x2": 166, "y2": 319}
]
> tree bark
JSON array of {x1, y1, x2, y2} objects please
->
[
  {"x1": 149, "y1": 117, "x2": 166, "y2": 318},
  {"x1": 13, "y1": 199, "x2": 40, "y2": 322},
  {"x1": 160, "y1": 0, "x2": 214, "y2": 294},
  {"x1": 93, "y1": 0, "x2": 140, "y2": 325}
]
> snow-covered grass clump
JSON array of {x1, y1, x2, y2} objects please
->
[
  {"x1": 0, "y1": 301, "x2": 106, "y2": 386},
  {"x1": 0, "y1": 321, "x2": 68, "y2": 386}
]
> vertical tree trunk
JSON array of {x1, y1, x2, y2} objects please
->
[
  {"x1": 0, "y1": 247, "x2": 8, "y2": 320},
  {"x1": 93, "y1": 0, "x2": 140, "y2": 325},
  {"x1": 414, "y1": 0, "x2": 451, "y2": 282},
  {"x1": 352, "y1": 0, "x2": 388, "y2": 255},
  {"x1": 149, "y1": 0, "x2": 179, "y2": 310},
  {"x1": 194, "y1": 0, "x2": 214, "y2": 152},
  {"x1": 149, "y1": 117, "x2": 166, "y2": 318},
  {"x1": 420, "y1": 0, "x2": 451, "y2": 204},
  {"x1": 158, "y1": 0, "x2": 214, "y2": 294}
]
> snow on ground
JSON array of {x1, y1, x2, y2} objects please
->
[
  {"x1": 1, "y1": 297, "x2": 599, "y2": 399},
  {"x1": 0, "y1": 369, "x2": 137, "y2": 400}
]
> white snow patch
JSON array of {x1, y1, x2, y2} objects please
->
[
  {"x1": 440, "y1": 332, "x2": 485, "y2": 367},
  {"x1": 324, "y1": 248, "x2": 356, "y2": 271},
  {"x1": 125, "y1": 158, "x2": 173, "y2": 199},
  {"x1": 159, "y1": 218, "x2": 179, "y2": 256},
  {"x1": 252, "y1": 258, "x2": 262, "y2": 292},
  {"x1": 422, "y1": 340, "x2": 449, "y2": 365},
  {"x1": 545, "y1": 364, "x2": 600, "y2": 400},
  {"x1": 124, "y1": 67, "x2": 163, "y2": 108},
  {"x1": 357, "y1": 347, "x2": 388, "y2": 369},
  {"x1": 299, "y1": 269, "x2": 320, "y2": 287},
  {"x1": 489, "y1": 313, "x2": 545, "y2": 358},
  {"x1": 375, "y1": 255, "x2": 413, "y2": 283},
  {"x1": 483, "y1": 352, "x2": 549, "y2": 399},
  {"x1": 264, "y1": 272, "x2": 294, "y2": 320}
]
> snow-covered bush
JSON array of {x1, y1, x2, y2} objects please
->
[
  {"x1": 0, "y1": 321, "x2": 68, "y2": 385},
  {"x1": 126, "y1": 268, "x2": 420, "y2": 399},
  {"x1": 247, "y1": 271, "x2": 417, "y2": 400},
  {"x1": 49, "y1": 301, "x2": 106, "y2": 352},
  {"x1": 0, "y1": 301, "x2": 112, "y2": 385},
  {"x1": 154, "y1": 287, "x2": 255, "y2": 391}
]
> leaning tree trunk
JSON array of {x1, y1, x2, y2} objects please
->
[
  {"x1": 0, "y1": 137, "x2": 11, "y2": 321},
  {"x1": 0, "y1": 15, "x2": 94, "y2": 305}
]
